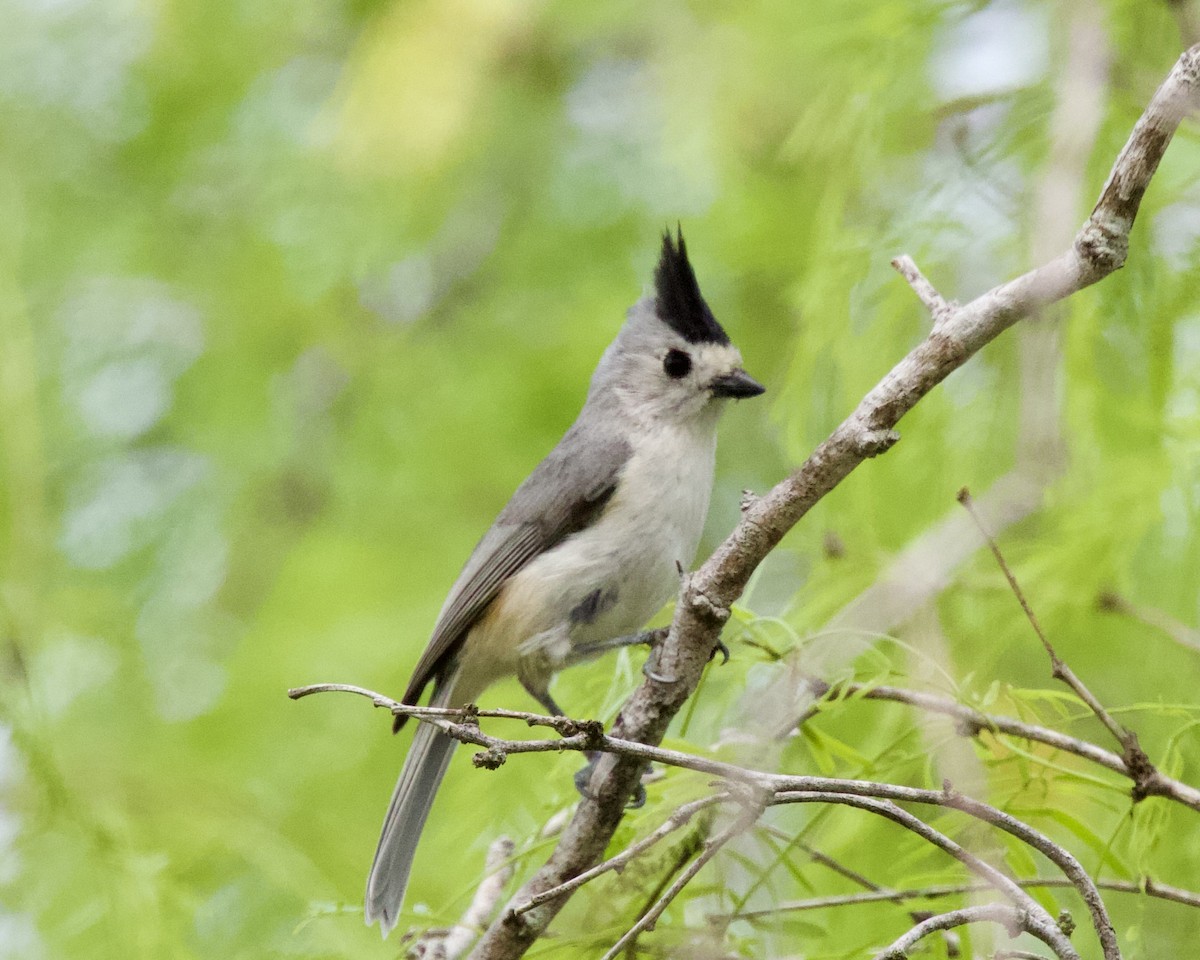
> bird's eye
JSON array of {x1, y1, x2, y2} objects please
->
[{"x1": 663, "y1": 349, "x2": 692, "y2": 379}]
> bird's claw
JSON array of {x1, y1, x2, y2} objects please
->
[
  {"x1": 710, "y1": 639, "x2": 730, "y2": 664},
  {"x1": 642, "y1": 660, "x2": 676, "y2": 683}
]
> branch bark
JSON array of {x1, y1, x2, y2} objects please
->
[
  {"x1": 872, "y1": 904, "x2": 1031, "y2": 960},
  {"x1": 803, "y1": 678, "x2": 1200, "y2": 812},
  {"x1": 812, "y1": 7, "x2": 1110, "y2": 655},
  {"x1": 467, "y1": 46, "x2": 1200, "y2": 960},
  {"x1": 717, "y1": 876, "x2": 1200, "y2": 920}
]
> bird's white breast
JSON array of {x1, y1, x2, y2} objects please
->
[{"x1": 462, "y1": 419, "x2": 719, "y2": 690}]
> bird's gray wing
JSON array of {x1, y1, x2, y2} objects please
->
[{"x1": 398, "y1": 424, "x2": 631, "y2": 718}]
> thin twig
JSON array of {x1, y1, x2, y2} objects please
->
[
  {"x1": 958, "y1": 487, "x2": 1166, "y2": 805},
  {"x1": 890, "y1": 254, "x2": 955, "y2": 326},
  {"x1": 872, "y1": 904, "x2": 1028, "y2": 960},
  {"x1": 805, "y1": 678, "x2": 1200, "y2": 812},
  {"x1": 598, "y1": 792, "x2": 766, "y2": 960},
  {"x1": 289, "y1": 682, "x2": 762, "y2": 781},
  {"x1": 1097, "y1": 590, "x2": 1200, "y2": 653},
  {"x1": 288, "y1": 684, "x2": 593, "y2": 735},
  {"x1": 776, "y1": 781, "x2": 1118, "y2": 960},
  {"x1": 771, "y1": 792, "x2": 1078, "y2": 960},
  {"x1": 507, "y1": 794, "x2": 727, "y2": 918},
  {"x1": 717, "y1": 876, "x2": 1200, "y2": 920},
  {"x1": 623, "y1": 817, "x2": 711, "y2": 960}
]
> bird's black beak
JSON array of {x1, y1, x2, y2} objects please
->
[{"x1": 710, "y1": 369, "x2": 766, "y2": 399}]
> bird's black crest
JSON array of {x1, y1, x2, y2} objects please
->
[{"x1": 653, "y1": 228, "x2": 731, "y2": 346}]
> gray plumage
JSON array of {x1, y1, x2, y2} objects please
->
[
  {"x1": 366, "y1": 231, "x2": 764, "y2": 935},
  {"x1": 396, "y1": 421, "x2": 630, "y2": 720}
]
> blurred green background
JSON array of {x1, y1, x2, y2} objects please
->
[{"x1": 2, "y1": 0, "x2": 1199, "y2": 957}]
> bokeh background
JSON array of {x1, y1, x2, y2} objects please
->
[{"x1": 2, "y1": 0, "x2": 1199, "y2": 957}]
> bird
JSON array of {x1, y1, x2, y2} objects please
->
[{"x1": 366, "y1": 228, "x2": 765, "y2": 935}]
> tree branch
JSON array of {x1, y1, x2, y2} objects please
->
[
  {"x1": 293, "y1": 683, "x2": 1126, "y2": 958},
  {"x1": 507, "y1": 794, "x2": 726, "y2": 918},
  {"x1": 596, "y1": 789, "x2": 766, "y2": 960},
  {"x1": 872, "y1": 904, "x2": 1031, "y2": 960},
  {"x1": 466, "y1": 45, "x2": 1200, "y2": 960},
  {"x1": 714, "y1": 876, "x2": 1200, "y2": 921},
  {"x1": 803, "y1": 677, "x2": 1200, "y2": 812},
  {"x1": 1097, "y1": 589, "x2": 1200, "y2": 654},
  {"x1": 771, "y1": 793, "x2": 1078, "y2": 960},
  {"x1": 768, "y1": 785, "x2": 1116, "y2": 960},
  {"x1": 958, "y1": 488, "x2": 1183, "y2": 808}
]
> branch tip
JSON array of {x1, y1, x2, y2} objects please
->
[{"x1": 891, "y1": 254, "x2": 954, "y2": 324}]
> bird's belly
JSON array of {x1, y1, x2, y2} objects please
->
[
  {"x1": 524, "y1": 433, "x2": 714, "y2": 645},
  {"x1": 458, "y1": 428, "x2": 716, "y2": 692}
]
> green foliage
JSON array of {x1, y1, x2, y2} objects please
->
[{"x1": 1, "y1": 0, "x2": 1199, "y2": 957}]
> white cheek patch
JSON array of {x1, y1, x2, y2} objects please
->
[{"x1": 688, "y1": 342, "x2": 745, "y2": 383}]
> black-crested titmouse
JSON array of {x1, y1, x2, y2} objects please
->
[{"x1": 366, "y1": 230, "x2": 764, "y2": 934}]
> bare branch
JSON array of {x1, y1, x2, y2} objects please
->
[
  {"x1": 715, "y1": 876, "x2": 1200, "y2": 920},
  {"x1": 872, "y1": 904, "x2": 1029, "y2": 960},
  {"x1": 507, "y1": 794, "x2": 727, "y2": 918},
  {"x1": 597, "y1": 791, "x2": 767, "y2": 960},
  {"x1": 771, "y1": 792, "x2": 1078, "y2": 960},
  {"x1": 1097, "y1": 590, "x2": 1200, "y2": 654},
  {"x1": 289, "y1": 683, "x2": 765, "y2": 782},
  {"x1": 805, "y1": 678, "x2": 1200, "y2": 812},
  {"x1": 288, "y1": 684, "x2": 592, "y2": 734},
  {"x1": 958, "y1": 488, "x2": 1177, "y2": 807},
  {"x1": 293, "y1": 681, "x2": 1126, "y2": 956},
  {"x1": 890, "y1": 254, "x2": 955, "y2": 326},
  {"x1": 769, "y1": 785, "x2": 1116, "y2": 960}
]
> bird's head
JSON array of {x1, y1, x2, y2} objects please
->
[{"x1": 594, "y1": 229, "x2": 764, "y2": 427}]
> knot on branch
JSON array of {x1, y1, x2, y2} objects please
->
[
  {"x1": 473, "y1": 746, "x2": 507, "y2": 770},
  {"x1": 855, "y1": 428, "x2": 900, "y2": 458},
  {"x1": 578, "y1": 719, "x2": 606, "y2": 751},
  {"x1": 1124, "y1": 733, "x2": 1161, "y2": 802},
  {"x1": 740, "y1": 489, "x2": 760, "y2": 513},
  {"x1": 1076, "y1": 217, "x2": 1130, "y2": 273},
  {"x1": 688, "y1": 585, "x2": 730, "y2": 624},
  {"x1": 539, "y1": 715, "x2": 583, "y2": 737},
  {"x1": 1000, "y1": 908, "x2": 1027, "y2": 940},
  {"x1": 501, "y1": 905, "x2": 534, "y2": 935},
  {"x1": 460, "y1": 702, "x2": 481, "y2": 727},
  {"x1": 1057, "y1": 909, "x2": 1076, "y2": 936}
]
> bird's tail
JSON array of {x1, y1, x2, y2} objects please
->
[{"x1": 365, "y1": 679, "x2": 458, "y2": 936}]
